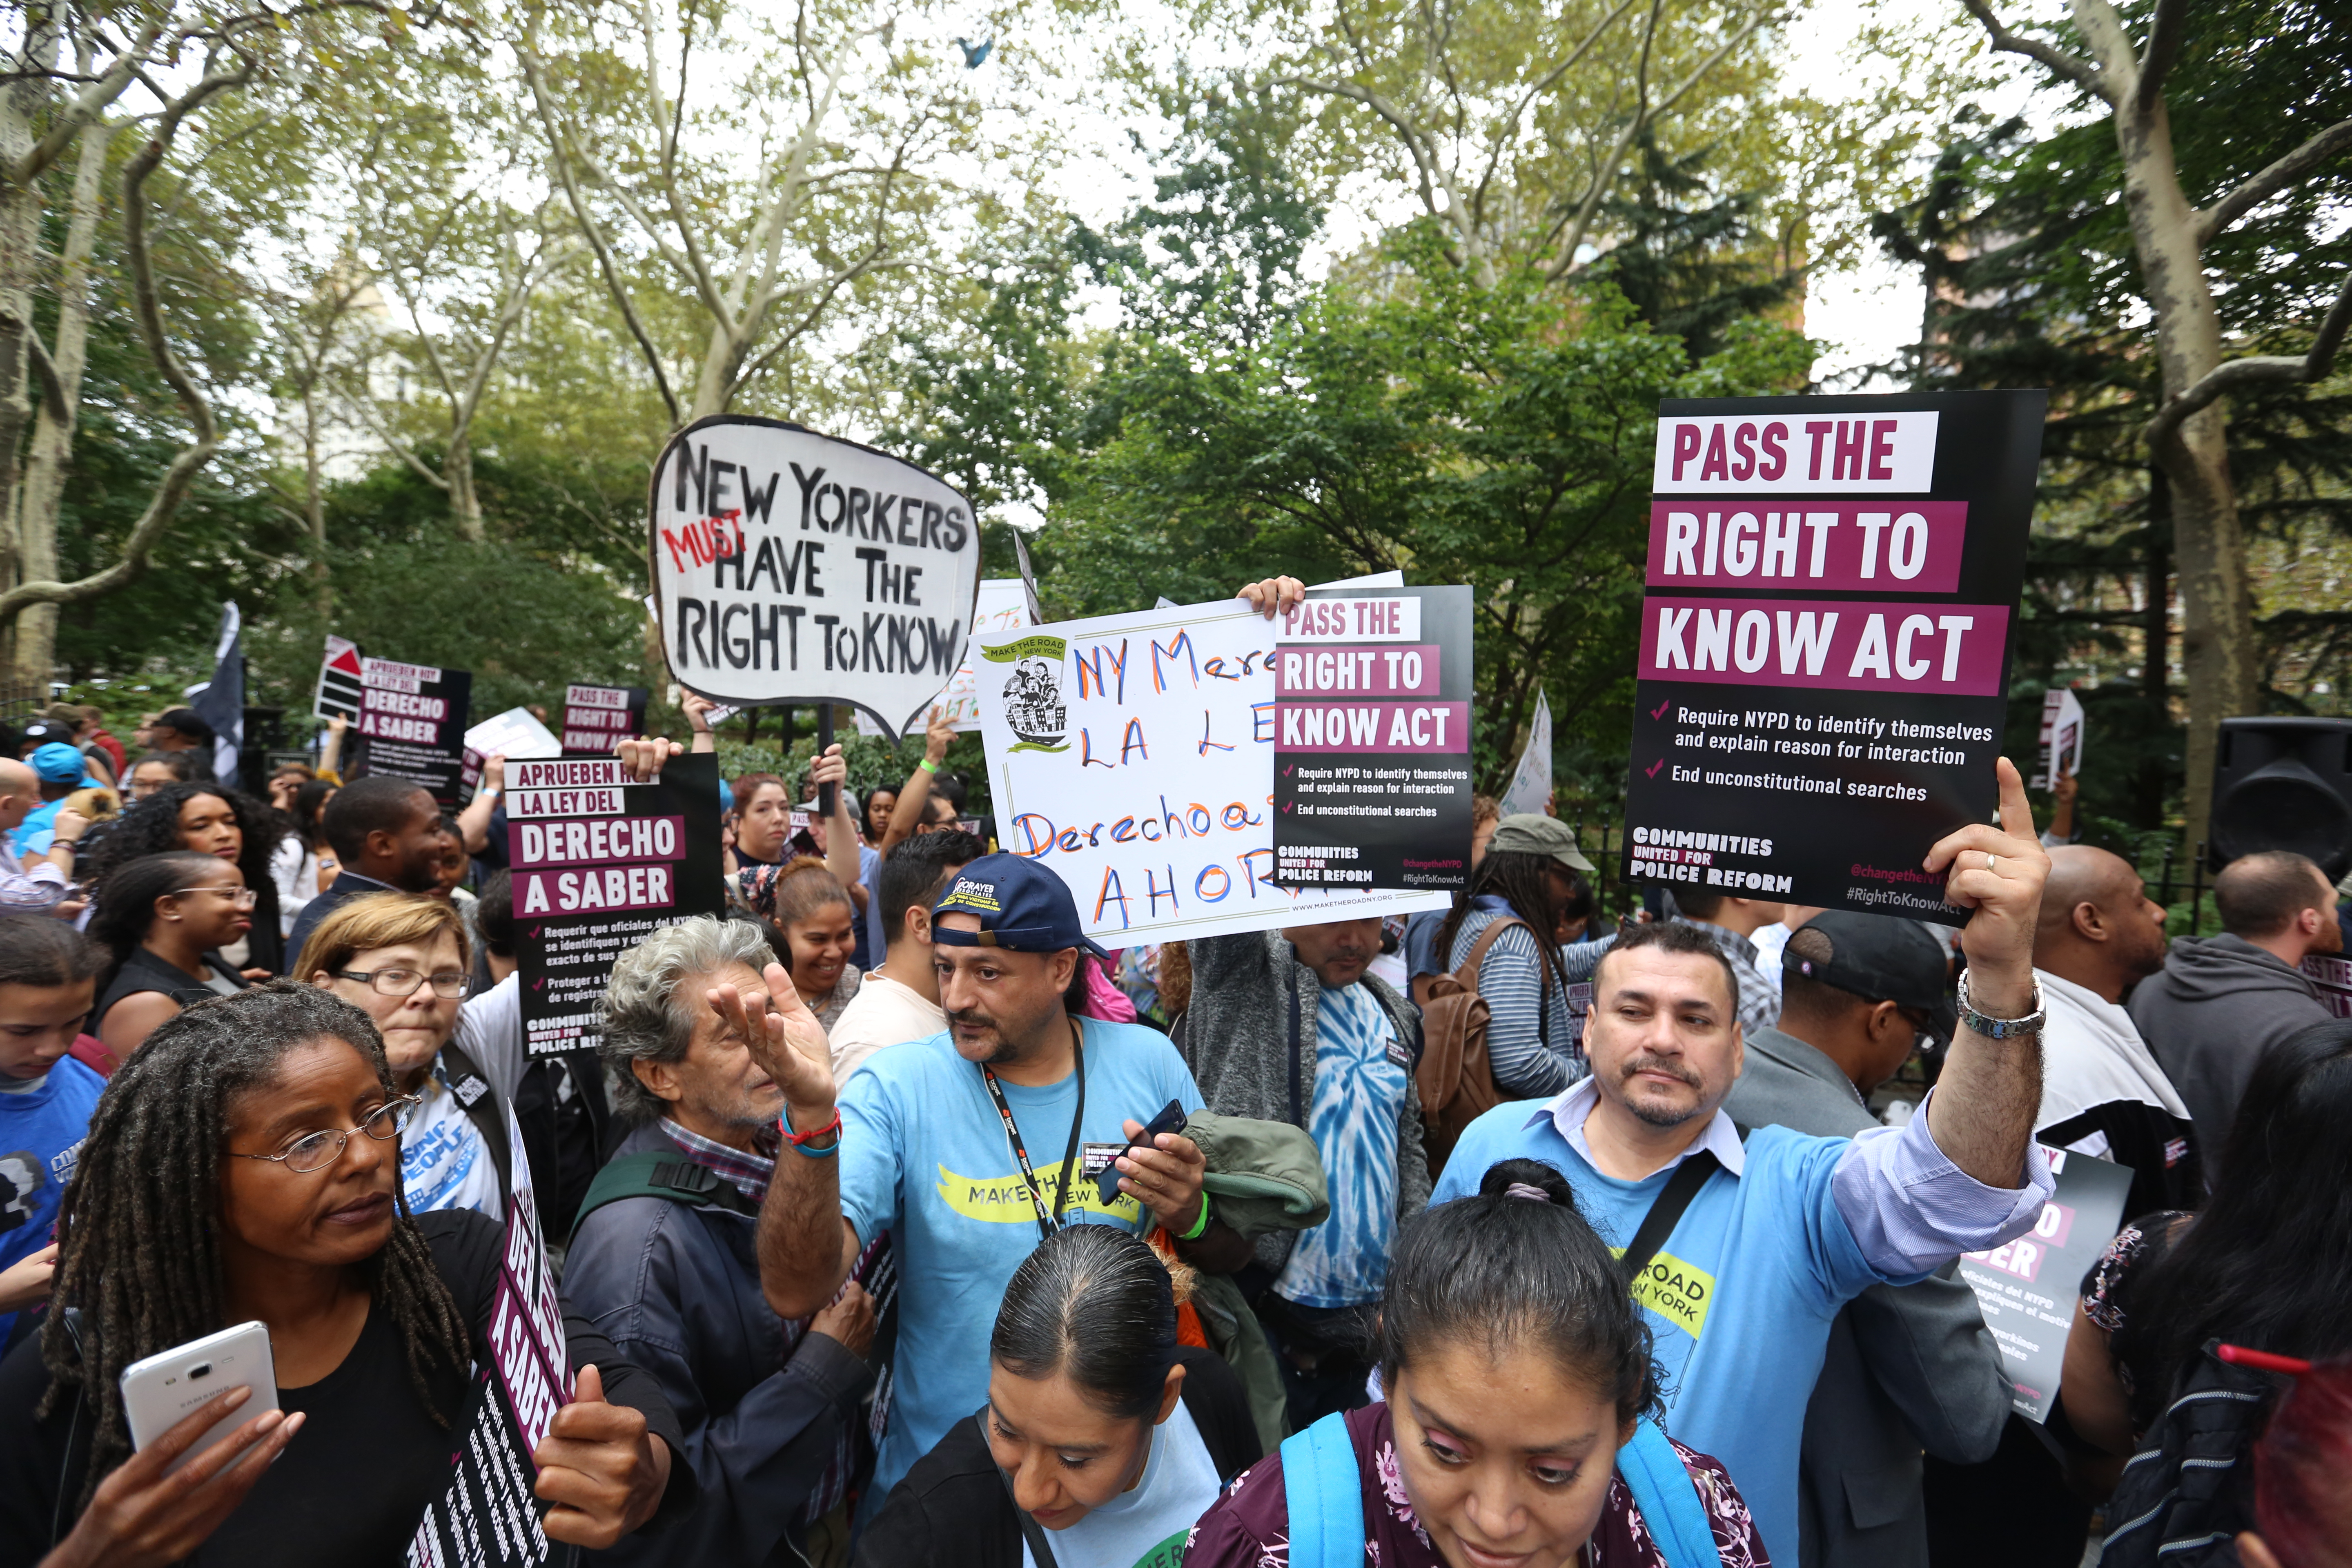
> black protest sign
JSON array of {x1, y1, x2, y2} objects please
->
[
  {"x1": 349, "y1": 657, "x2": 474, "y2": 808},
  {"x1": 407, "y1": 1121, "x2": 570, "y2": 1566},
  {"x1": 512, "y1": 753, "x2": 724, "y2": 1058},
  {"x1": 648, "y1": 417, "x2": 982, "y2": 741},
  {"x1": 1272, "y1": 586, "x2": 1477, "y2": 891},
  {"x1": 1619, "y1": 391, "x2": 2046, "y2": 918},
  {"x1": 560, "y1": 684, "x2": 648, "y2": 755},
  {"x1": 1956, "y1": 1145, "x2": 2133, "y2": 1423}
]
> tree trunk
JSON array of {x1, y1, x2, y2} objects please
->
[
  {"x1": 446, "y1": 435, "x2": 482, "y2": 541},
  {"x1": 2137, "y1": 464, "x2": 2171, "y2": 830},
  {"x1": 2103, "y1": 78, "x2": 2255, "y2": 857},
  {"x1": 0, "y1": 71, "x2": 53, "y2": 675},
  {"x1": 11, "y1": 121, "x2": 113, "y2": 684},
  {"x1": 301, "y1": 379, "x2": 332, "y2": 615}
]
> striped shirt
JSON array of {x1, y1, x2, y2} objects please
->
[{"x1": 1448, "y1": 897, "x2": 1592, "y2": 1096}]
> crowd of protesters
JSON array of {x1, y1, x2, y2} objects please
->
[{"x1": 0, "y1": 589, "x2": 2345, "y2": 1568}]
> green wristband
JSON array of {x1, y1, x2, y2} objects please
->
[{"x1": 1178, "y1": 1195, "x2": 1213, "y2": 1241}]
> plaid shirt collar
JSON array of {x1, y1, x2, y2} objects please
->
[{"x1": 657, "y1": 1117, "x2": 780, "y2": 1202}]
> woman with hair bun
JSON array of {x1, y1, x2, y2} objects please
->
[
  {"x1": 1186, "y1": 1158, "x2": 1766, "y2": 1568},
  {"x1": 856, "y1": 1223, "x2": 1261, "y2": 1568}
]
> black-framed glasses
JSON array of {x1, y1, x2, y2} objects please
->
[
  {"x1": 336, "y1": 968, "x2": 470, "y2": 1000},
  {"x1": 231, "y1": 1096, "x2": 419, "y2": 1174},
  {"x1": 173, "y1": 886, "x2": 258, "y2": 909}
]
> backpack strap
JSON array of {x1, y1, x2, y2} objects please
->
[
  {"x1": 1616, "y1": 1419, "x2": 1721, "y2": 1568},
  {"x1": 1279, "y1": 1411, "x2": 1366, "y2": 1568},
  {"x1": 569, "y1": 1150, "x2": 763, "y2": 1242},
  {"x1": 436, "y1": 1040, "x2": 512, "y2": 1204},
  {"x1": 984, "y1": 1412, "x2": 1063, "y2": 1568}
]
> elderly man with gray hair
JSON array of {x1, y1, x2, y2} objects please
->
[{"x1": 561, "y1": 915, "x2": 878, "y2": 1566}]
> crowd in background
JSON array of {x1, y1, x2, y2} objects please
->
[{"x1": 0, "y1": 588, "x2": 2347, "y2": 1568}]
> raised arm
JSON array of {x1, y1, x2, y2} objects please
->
[
  {"x1": 682, "y1": 692, "x2": 720, "y2": 755},
  {"x1": 1922, "y1": 757, "x2": 2049, "y2": 1189},
  {"x1": 809, "y1": 744, "x2": 863, "y2": 895},
  {"x1": 457, "y1": 755, "x2": 504, "y2": 855},
  {"x1": 711, "y1": 963, "x2": 862, "y2": 1319},
  {"x1": 877, "y1": 708, "x2": 955, "y2": 853}
]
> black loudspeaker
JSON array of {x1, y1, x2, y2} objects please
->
[{"x1": 2208, "y1": 717, "x2": 2352, "y2": 880}]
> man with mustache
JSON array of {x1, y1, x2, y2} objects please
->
[
  {"x1": 1183, "y1": 913, "x2": 1430, "y2": 1430},
  {"x1": 1431, "y1": 760, "x2": 2060, "y2": 1568},
  {"x1": 740, "y1": 853, "x2": 1217, "y2": 1526}
]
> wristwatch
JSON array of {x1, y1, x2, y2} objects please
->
[{"x1": 1954, "y1": 971, "x2": 2045, "y2": 1039}]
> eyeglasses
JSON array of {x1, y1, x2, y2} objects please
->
[
  {"x1": 173, "y1": 886, "x2": 258, "y2": 909},
  {"x1": 335, "y1": 967, "x2": 471, "y2": 999},
  {"x1": 231, "y1": 1096, "x2": 419, "y2": 1173}
]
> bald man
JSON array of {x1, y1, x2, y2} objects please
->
[
  {"x1": 2029, "y1": 845, "x2": 2199, "y2": 1218},
  {"x1": 0, "y1": 760, "x2": 85, "y2": 913}
]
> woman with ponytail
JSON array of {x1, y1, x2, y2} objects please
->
[
  {"x1": 1186, "y1": 1158, "x2": 1767, "y2": 1568},
  {"x1": 857, "y1": 1223, "x2": 1260, "y2": 1568}
]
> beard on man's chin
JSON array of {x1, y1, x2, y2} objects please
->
[{"x1": 1616, "y1": 1054, "x2": 1705, "y2": 1128}]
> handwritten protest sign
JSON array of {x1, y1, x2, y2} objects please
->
[
  {"x1": 1618, "y1": 391, "x2": 2045, "y2": 917},
  {"x1": 648, "y1": 417, "x2": 980, "y2": 740},
  {"x1": 561, "y1": 684, "x2": 648, "y2": 754},
  {"x1": 407, "y1": 1115, "x2": 570, "y2": 1566},
  {"x1": 512, "y1": 753, "x2": 726, "y2": 1057},
  {"x1": 1272, "y1": 585, "x2": 1477, "y2": 891},
  {"x1": 1956, "y1": 1145, "x2": 2132, "y2": 1422},
  {"x1": 976, "y1": 598, "x2": 1450, "y2": 943},
  {"x1": 347, "y1": 657, "x2": 474, "y2": 808},
  {"x1": 855, "y1": 576, "x2": 1031, "y2": 736}
]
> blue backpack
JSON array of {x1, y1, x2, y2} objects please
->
[{"x1": 1278, "y1": 1410, "x2": 1721, "y2": 1568}]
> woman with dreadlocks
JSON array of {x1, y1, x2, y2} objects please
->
[
  {"x1": 1429, "y1": 815, "x2": 1609, "y2": 1099},
  {"x1": 77, "y1": 781, "x2": 294, "y2": 975},
  {"x1": 0, "y1": 984, "x2": 688, "y2": 1567}
]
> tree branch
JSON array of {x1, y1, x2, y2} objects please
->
[
  {"x1": 6, "y1": 20, "x2": 163, "y2": 189},
  {"x1": 1958, "y1": 0, "x2": 2114, "y2": 103},
  {"x1": 2195, "y1": 116, "x2": 2352, "y2": 248},
  {"x1": 2143, "y1": 269, "x2": 2352, "y2": 451},
  {"x1": 519, "y1": 35, "x2": 680, "y2": 425},
  {"x1": 2127, "y1": 0, "x2": 2185, "y2": 119},
  {"x1": 0, "y1": 56, "x2": 243, "y2": 624}
]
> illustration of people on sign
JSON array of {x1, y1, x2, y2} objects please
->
[{"x1": 1002, "y1": 656, "x2": 1067, "y2": 748}]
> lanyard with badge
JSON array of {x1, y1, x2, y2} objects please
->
[{"x1": 979, "y1": 1018, "x2": 1085, "y2": 1241}]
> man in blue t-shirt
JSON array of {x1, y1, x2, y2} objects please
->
[
  {"x1": 1432, "y1": 760, "x2": 2059, "y2": 1568},
  {"x1": 728, "y1": 854, "x2": 1219, "y2": 1517},
  {"x1": 0, "y1": 922, "x2": 107, "y2": 1352}
]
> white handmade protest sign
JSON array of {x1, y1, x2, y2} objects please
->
[
  {"x1": 856, "y1": 576, "x2": 1032, "y2": 736},
  {"x1": 649, "y1": 417, "x2": 982, "y2": 740},
  {"x1": 976, "y1": 598, "x2": 1450, "y2": 943}
]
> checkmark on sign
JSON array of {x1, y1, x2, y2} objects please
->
[
  {"x1": 531, "y1": 977, "x2": 546, "y2": 991},
  {"x1": 1281, "y1": 764, "x2": 1294, "y2": 776},
  {"x1": 1645, "y1": 758, "x2": 1665, "y2": 778},
  {"x1": 1650, "y1": 699, "x2": 1671, "y2": 720},
  {"x1": 1281, "y1": 802, "x2": 1292, "y2": 813}
]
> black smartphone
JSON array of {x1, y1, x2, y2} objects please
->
[{"x1": 1096, "y1": 1099, "x2": 1188, "y2": 1205}]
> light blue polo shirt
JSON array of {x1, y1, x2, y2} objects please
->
[{"x1": 1432, "y1": 1082, "x2": 2050, "y2": 1568}]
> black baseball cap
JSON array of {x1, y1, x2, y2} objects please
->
[
  {"x1": 932, "y1": 853, "x2": 1109, "y2": 960},
  {"x1": 1785, "y1": 911, "x2": 1956, "y2": 1048}
]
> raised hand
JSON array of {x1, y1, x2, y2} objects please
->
[
  {"x1": 616, "y1": 734, "x2": 684, "y2": 783},
  {"x1": 534, "y1": 1364, "x2": 670, "y2": 1549},
  {"x1": 1236, "y1": 576, "x2": 1306, "y2": 621},
  {"x1": 708, "y1": 961, "x2": 835, "y2": 1126},
  {"x1": 1924, "y1": 756, "x2": 2048, "y2": 1018},
  {"x1": 1115, "y1": 1120, "x2": 1209, "y2": 1237},
  {"x1": 924, "y1": 705, "x2": 956, "y2": 761}
]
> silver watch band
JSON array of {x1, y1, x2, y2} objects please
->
[{"x1": 1955, "y1": 971, "x2": 2045, "y2": 1039}]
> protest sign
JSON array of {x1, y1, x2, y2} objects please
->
[
  {"x1": 466, "y1": 707, "x2": 561, "y2": 763},
  {"x1": 561, "y1": 684, "x2": 648, "y2": 754},
  {"x1": 1499, "y1": 688, "x2": 1554, "y2": 818},
  {"x1": 648, "y1": 416, "x2": 981, "y2": 740},
  {"x1": 315, "y1": 634, "x2": 364, "y2": 722},
  {"x1": 407, "y1": 1115, "x2": 569, "y2": 1566},
  {"x1": 1956, "y1": 1144, "x2": 2133, "y2": 1422},
  {"x1": 347, "y1": 657, "x2": 474, "y2": 808},
  {"x1": 1272, "y1": 585, "x2": 1477, "y2": 892},
  {"x1": 855, "y1": 576, "x2": 1031, "y2": 736},
  {"x1": 2304, "y1": 954, "x2": 2352, "y2": 1019},
  {"x1": 975, "y1": 598, "x2": 1449, "y2": 944},
  {"x1": 512, "y1": 753, "x2": 725, "y2": 1058},
  {"x1": 1618, "y1": 391, "x2": 2046, "y2": 918},
  {"x1": 2033, "y1": 687, "x2": 2086, "y2": 791}
]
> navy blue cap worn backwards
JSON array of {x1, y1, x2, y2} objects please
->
[{"x1": 931, "y1": 854, "x2": 1108, "y2": 960}]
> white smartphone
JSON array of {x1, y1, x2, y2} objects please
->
[{"x1": 119, "y1": 1321, "x2": 280, "y2": 1474}]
